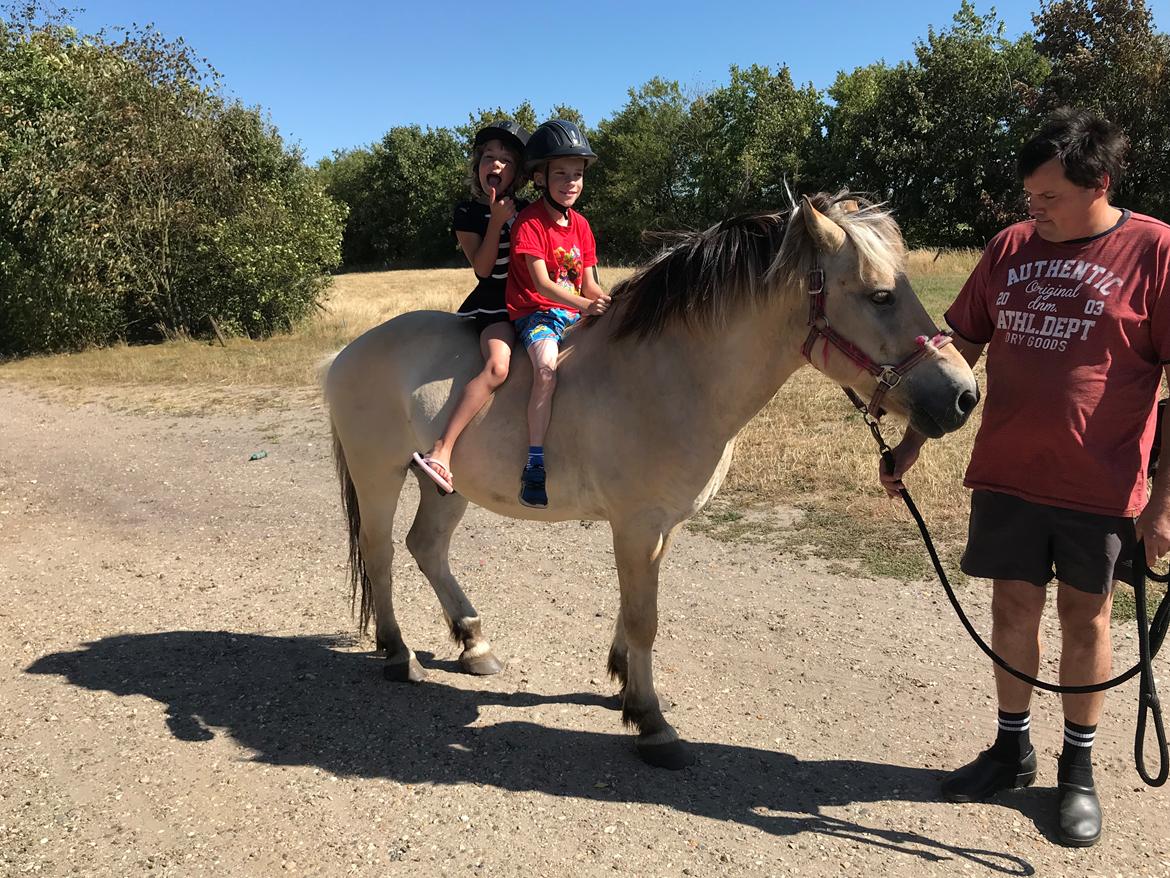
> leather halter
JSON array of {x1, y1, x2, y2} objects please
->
[{"x1": 800, "y1": 265, "x2": 953, "y2": 419}]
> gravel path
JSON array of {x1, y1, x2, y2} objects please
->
[{"x1": 1, "y1": 385, "x2": 1167, "y2": 877}]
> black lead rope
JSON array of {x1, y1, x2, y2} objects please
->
[{"x1": 852, "y1": 396, "x2": 1169, "y2": 786}]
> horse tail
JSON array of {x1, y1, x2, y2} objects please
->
[{"x1": 332, "y1": 423, "x2": 373, "y2": 633}]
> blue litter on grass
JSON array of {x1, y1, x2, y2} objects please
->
[{"x1": 248, "y1": 451, "x2": 268, "y2": 461}]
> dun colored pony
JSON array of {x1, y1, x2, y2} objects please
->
[{"x1": 326, "y1": 194, "x2": 979, "y2": 769}]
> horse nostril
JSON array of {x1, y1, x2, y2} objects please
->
[{"x1": 957, "y1": 389, "x2": 979, "y2": 414}]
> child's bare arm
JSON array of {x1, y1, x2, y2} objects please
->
[
  {"x1": 457, "y1": 188, "x2": 516, "y2": 278},
  {"x1": 524, "y1": 256, "x2": 590, "y2": 310},
  {"x1": 456, "y1": 231, "x2": 492, "y2": 276},
  {"x1": 580, "y1": 268, "x2": 605, "y2": 301}
]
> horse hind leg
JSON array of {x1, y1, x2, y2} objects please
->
[
  {"x1": 343, "y1": 453, "x2": 425, "y2": 683},
  {"x1": 405, "y1": 477, "x2": 504, "y2": 676}
]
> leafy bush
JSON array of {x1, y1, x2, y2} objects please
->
[{"x1": 0, "y1": 9, "x2": 344, "y2": 355}]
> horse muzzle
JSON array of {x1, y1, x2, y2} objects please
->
[{"x1": 904, "y1": 376, "x2": 980, "y2": 438}]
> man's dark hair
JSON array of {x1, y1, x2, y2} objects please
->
[{"x1": 1018, "y1": 108, "x2": 1129, "y2": 190}]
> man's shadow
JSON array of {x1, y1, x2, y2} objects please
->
[{"x1": 28, "y1": 631, "x2": 1036, "y2": 874}]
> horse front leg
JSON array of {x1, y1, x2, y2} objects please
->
[
  {"x1": 606, "y1": 615, "x2": 628, "y2": 693},
  {"x1": 612, "y1": 519, "x2": 692, "y2": 770}
]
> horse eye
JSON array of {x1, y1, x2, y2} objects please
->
[{"x1": 871, "y1": 289, "x2": 893, "y2": 305}]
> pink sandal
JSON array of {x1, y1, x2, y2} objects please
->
[{"x1": 412, "y1": 452, "x2": 454, "y2": 495}]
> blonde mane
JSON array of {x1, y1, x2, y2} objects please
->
[{"x1": 607, "y1": 191, "x2": 907, "y2": 340}]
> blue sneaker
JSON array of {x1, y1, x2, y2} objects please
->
[{"x1": 519, "y1": 463, "x2": 547, "y2": 508}]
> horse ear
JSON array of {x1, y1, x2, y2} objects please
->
[
  {"x1": 801, "y1": 196, "x2": 846, "y2": 254},
  {"x1": 839, "y1": 199, "x2": 860, "y2": 214}
]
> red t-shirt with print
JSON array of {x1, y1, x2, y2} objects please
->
[
  {"x1": 506, "y1": 202, "x2": 598, "y2": 320},
  {"x1": 945, "y1": 211, "x2": 1170, "y2": 516}
]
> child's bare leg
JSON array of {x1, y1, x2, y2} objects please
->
[
  {"x1": 425, "y1": 323, "x2": 514, "y2": 474},
  {"x1": 526, "y1": 339, "x2": 559, "y2": 446}
]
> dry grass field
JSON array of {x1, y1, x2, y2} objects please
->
[{"x1": 0, "y1": 251, "x2": 995, "y2": 583}]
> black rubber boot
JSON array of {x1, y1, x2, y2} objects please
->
[
  {"x1": 1057, "y1": 781, "x2": 1101, "y2": 847},
  {"x1": 940, "y1": 746, "x2": 1037, "y2": 802}
]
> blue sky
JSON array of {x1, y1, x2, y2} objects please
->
[{"x1": 67, "y1": 1, "x2": 1160, "y2": 164}]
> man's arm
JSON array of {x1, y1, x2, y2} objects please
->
[
  {"x1": 1136, "y1": 368, "x2": 1170, "y2": 563},
  {"x1": 879, "y1": 336, "x2": 985, "y2": 496}
]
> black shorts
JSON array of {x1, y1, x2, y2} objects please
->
[
  {"x1": 961, "y1": 490, "x2": 1136, "y2": 594},
  {"x1": 455, "y1": 283, "x2": 510, "y2": 336},
  {"x1": 460, "y1": 311, "x2": 512, "y2": 336}
]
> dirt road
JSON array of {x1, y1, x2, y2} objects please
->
[{"x1": 1, "y1": 385, "x2": 1167, "y2": 877}]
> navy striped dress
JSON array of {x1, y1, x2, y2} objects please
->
[{"x1": 452, "y1": 198, "x2": 529, "y2": 332}]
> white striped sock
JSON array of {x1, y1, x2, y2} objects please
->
[{"x1": 998, "y1": 713, "x2": 1031, "y2": 733}]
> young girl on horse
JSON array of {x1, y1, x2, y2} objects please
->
[
  {"x1": 507, "y1": 119, "x2": 611, "y2": 508},
  {"x1": 413, "y1": 120, "x2": 530, "y2": 494}
]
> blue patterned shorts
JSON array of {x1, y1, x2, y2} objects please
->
[{"x1": 513, "y1": 308, "x2": 580, "y2": 349}]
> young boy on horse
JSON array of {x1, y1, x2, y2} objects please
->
[{"x1": 507, "y1": 119, "x2": 611, "y2": 508}]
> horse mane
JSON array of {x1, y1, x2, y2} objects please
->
[{"x1": 605, "y1": 191, "x2": 907, "y2": 340}]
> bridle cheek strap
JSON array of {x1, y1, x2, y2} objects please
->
[{"x1": 800, "y1": 267, "x2": 953, "y2": 419}]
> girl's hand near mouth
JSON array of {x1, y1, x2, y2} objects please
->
[{"x1": 487, "y1": 186, "x2": 516, "y2": 225}]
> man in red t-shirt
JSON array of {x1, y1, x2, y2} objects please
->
[
  {"x1": 505, "y1": 120, "x2": 611, "y2": 509},
  {"x1": 882, "y1": 109, "x2": 1170, "y2": 847}
]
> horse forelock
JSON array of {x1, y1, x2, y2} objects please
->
[
  {"x1": 605, "y1": 192, "x2": 905, "y2": 340},
  {"x1": 769, "y1": 191, "x2": 907, "y2": 290}
]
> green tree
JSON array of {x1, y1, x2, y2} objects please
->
[
  {"x1": 362, "y1": 125, "x2": 465, "y2": 267},
  {"x1": 0, "y1": 8, "x2": 343, "y2": 354},
  {"x1": 911, "y1": 2, "x2": 1049, "y2": 244},
  {"x1": 1034, "y1": 0, "x2": 1170, "y2": 219},
  {"x1": 545, "y1": 104, "x2": 587, "y2": 132},
  {"x1": 818, "y1": 60, "x2": 927, "y2": 207},
  {"x1": 455, "y1": 101, "x2": 538, "y2": 150},
  {"x1": 318, "y1": 104, "x2": 561, "y2": 272},
  {"x1": 820, "y1": 2, "x2": 1048, "y2": 246},
  {"x1": 316, "y1": 147, "x2": 380, "y2": 267},
  {"x1": 588, "y1": 78, "x2": 701, "y2": 262},
  {"x1": 690, "y1": 63, "x2": 822, "y2": 218}
]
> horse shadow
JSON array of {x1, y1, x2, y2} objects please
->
[{"x1": 27, "y1": 631, "x2": 1035, "y2": 874}]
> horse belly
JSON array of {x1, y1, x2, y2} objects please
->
[{"x1": 451, "y1": 372, "x2": 611, "y2": 521}]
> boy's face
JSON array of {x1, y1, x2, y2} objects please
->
[
  {"x1": 539, "y1": 157, "x2": 587, "y2": 207},
  {"x1": 478, "y1": 139, "x2": 519, "y2": 199}
]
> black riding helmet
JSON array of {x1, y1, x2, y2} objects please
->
[
  {"x1": 525, "y1": 120, "x2": 597, "y2": 217},
  {"x1": 524, "y1": 119, "x2": 597, "y2": 172},
  {"x1": 474, "y1": 120, "x2": 530, "y2": 157}
]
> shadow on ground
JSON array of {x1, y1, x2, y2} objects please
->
[{"x1": 29, "y1": 631, "x2": 1035, "y2": 874}]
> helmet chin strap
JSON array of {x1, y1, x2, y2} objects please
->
[
  {"x1": 536, "y1": 166, "x2": 570, "y2": 218},
  {"x1": 543, "y1": 189, "x2": 570, "y2": 219}
]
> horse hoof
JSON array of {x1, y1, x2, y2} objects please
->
[
  {"x1": 637, "y1": 739, "x2": 694, "y2": 770},
  {"x1": 383, "y1": 658, "x2": 426, "y2": 683},
  {"x1": 460, "y1": 650, "x2": 504, "y2": 676}
]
